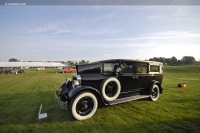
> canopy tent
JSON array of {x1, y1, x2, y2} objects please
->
[{"x1": 0, "y1": 62, "x2": 66, "y2": 68}]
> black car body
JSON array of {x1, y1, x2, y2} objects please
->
[{"x1": 55, "y1": 59, "x2": 163, "y2": 120}]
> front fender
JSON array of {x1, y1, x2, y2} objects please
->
[{"x1": 68, "y1": 86, "x2": 105, "y2": 104}]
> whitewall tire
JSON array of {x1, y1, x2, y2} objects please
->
[
  {"x1": 149, "y1": 84, "x2": 160, "y2": 101},
  {"x1": 101, "y1": 77, "x2": 121, "y2": 102},
  {"x1": 70, "y1": 92, "x2": 98, "y2": 120}
]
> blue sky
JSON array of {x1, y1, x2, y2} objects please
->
[{"x1": 0, "y1": 6, "x2": 200, "y2": 62}]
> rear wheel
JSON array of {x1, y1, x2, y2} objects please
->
[
  {"x1": 149, "y1": 84, "x2": 160, "y2": 101},
  {"x1": 70, "y1": 92, "x2": 98, "y2": 120}
]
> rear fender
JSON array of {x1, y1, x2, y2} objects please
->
[{"x1": 150, "y1": 80, "x2": 163, "y2": 94}]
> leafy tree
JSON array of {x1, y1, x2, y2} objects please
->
[
  {"x1": 177, "y1": 60, "x2": 183, "y2": 65},
  {"x1": 149, "y1": 57, "x2": 165, "y2": 64},
  {"x1": 165, "y1": 58, "x2": 170, "y2": 65},
  {"x1": 170, "y1": 56, "x2": 178, "y2": 65},
  {"x1": 149, "y1": 56, "x2": 196, "y2": 65},
  {"x1": 79, "y1": 60, "x2": 89, "y2": 64},
  {"x1": 181, "y1": 56, "x2": 195, "y2": 64},
  {"x1": 67, "y1": 61, "x2": 77, "y2": 67},
  {"x1": 66, "y1": 60, "x2": 89, "y2": 67},
  {"x1": 8, "y1": 58, "x2": 19, "y2": 62}
]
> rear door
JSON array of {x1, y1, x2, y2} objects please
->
[
  {"x1": 118, "y1": 61, "x2": 137, "y2": 91},
  {"x1": 135, "y1": 62, "x2": 149, "y2": 91}
]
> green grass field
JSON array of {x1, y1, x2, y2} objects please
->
[{"x1": 0, "y1": 66, "x2": 200, "y2": 133}]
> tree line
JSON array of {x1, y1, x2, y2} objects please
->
[
  {"x1": 149, "y1": 56, "x2": 198, "y2": 65},
  {"x1": 65, "y1": 60, "x2": 89, "y2": 67}
]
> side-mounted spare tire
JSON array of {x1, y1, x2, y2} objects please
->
[{"x1": 100, "y1": 77, "x2": 121, "y2": 102}]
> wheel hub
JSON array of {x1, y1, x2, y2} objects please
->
[{"x1": 81, "y1": 101, "x2": 88, "y2": 109}]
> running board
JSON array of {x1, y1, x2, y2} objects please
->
[{"x1": 108, "y1": 95, "x2": 150, "y2": 105}]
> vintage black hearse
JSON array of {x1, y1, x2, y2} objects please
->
[{"x1": 55, "y1": 59, "x2": 163, "y2": 120}]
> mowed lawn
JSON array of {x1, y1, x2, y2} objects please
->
[{"x1": 0, "y1": 66, "x2": 200, "y2": 133}]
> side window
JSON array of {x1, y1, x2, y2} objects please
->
[
  {"x1": 136, "y1": 63, "x2": 148, "y2": 73},
  {"x1": 103, "y1": 63, "x2": 113, "y2": 73},
  {"x1": 150, "y1": 65, "x2": 159, "y2": 72},
  {"x1": 120, "y1": 62, "x2": 133, "y2": 73},
  {"x1": 149, "y1": 64, "x2": 163, "y2": 74},
  {"x1": 103, "y1": 63, "x2": 119, "y2": 73}
]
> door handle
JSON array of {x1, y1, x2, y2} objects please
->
[{"x1": 133, "y1": 76, "x2": 139, "y2": 79}]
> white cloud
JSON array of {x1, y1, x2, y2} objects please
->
[
  {"x1": 148, "y1": 31, "x2": 200, "y2": 40},
  {"x1": 99, "y1": 31, "x2": 200, "y2": 42},
  {"x1": 173, "y1": 6, "x2": 190, "y2": 17},
  {"x1": 27, "y1": 24, "x2": 68, "y2": 34}
]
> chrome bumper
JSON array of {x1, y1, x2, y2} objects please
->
[{"x1": 55, "y1": 91, "x2": 68, "y2": 110}]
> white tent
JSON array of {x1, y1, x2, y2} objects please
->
[{"x1": 0, "y1": 62, "x2": 66, "y2": 68}]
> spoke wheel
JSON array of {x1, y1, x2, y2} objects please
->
[
  {"x1": 105, "y1": 81, "x2": 117, "y2": 97},
  {"x1": 70, "y1": 92, "x2": 98, "y2": 120},
  {"x1": 76, "y1": 96, "x2": 94, "y2": 116}
]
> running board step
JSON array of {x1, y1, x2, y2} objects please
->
[{"x1": 108, "y1": 95, "x2": 150, "y2": 105}]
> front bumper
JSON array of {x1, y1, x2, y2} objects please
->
[{"x1": 54, "y1": 91, "x2": 68, "y2": 110}]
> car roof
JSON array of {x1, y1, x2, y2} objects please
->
[
  {"x1": 99, "y1": 59, "x2": 162, "y2": 64},
  {"x1": 77, "y1": 59, "x2": 163, "y2": 66}
]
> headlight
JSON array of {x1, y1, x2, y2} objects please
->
[
  {"x1": 73, "y1": 80, "x2": 79, "y2": 87},
  {"x1": 66, "y1": 78, "x2": 71, "y2": 84},
  {"x1": 72, "y1": 74, "x2": 81, "y2": 88},
  {"x1": 73, "y1": 74, "x2": 81, "y2": 84}
]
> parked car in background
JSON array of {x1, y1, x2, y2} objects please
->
[
  {"x1": 59, "y1": 67, "x2": 76, "y2": 73},
  {"x1": 55, "y1": 59, "x2": 164, "y2": 120},
  {"x1": 0, "y1": 68, "x2": 25, "y2": 74},
  {"x1": 17, "y1": 69, "x2": 25, "y2": 74},
  {"x1": 36, "y1": 67, "x2": 45, "y2": 71},
  {"x1": 57, "y1": 67, "x2": 63, "y2": 71}
]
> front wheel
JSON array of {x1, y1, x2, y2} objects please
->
[
  {"x1": 70, "y1": 92, "x2": 98, "y2": 120},
  {"x1": 149, "y1": 84, "x2": 160, "y2": 101}
]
